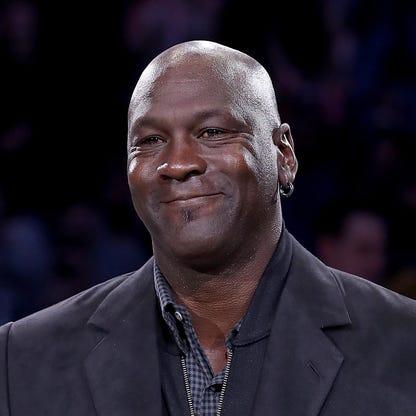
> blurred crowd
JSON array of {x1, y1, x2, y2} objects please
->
[{"x1": 0, "y1": 0, "x2": 415, "y2": 324}]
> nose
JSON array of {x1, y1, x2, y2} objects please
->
[{"x1": 156, "y1": 137, "x2": 207, "y2": 181}]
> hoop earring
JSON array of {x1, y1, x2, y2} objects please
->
[{"x1": 279, "y1": 182, "x2": 294, "y2": 198}]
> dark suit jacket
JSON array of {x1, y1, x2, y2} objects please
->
[{"x1": 1, "y1": 233, "x2": 416, "y2": 415}]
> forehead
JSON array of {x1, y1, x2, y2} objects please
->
[{"x1": 129, "y1": 68, "x2": 246, "y2": 128}]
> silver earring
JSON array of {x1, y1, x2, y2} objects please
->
[{"x1": 280, "y1": 182, "x2": 294, "y2": 198}]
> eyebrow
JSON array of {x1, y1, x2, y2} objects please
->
[{"x1": 129, "y1": 108, "x2": 248, "y2": 134}]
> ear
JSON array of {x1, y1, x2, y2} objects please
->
[{"x1": 273, "y1": 123, "x2": 298, "y2": 187}]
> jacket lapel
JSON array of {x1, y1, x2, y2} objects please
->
[
  {"x1": 84, "y1": 258, "x2": 162, "y2": 416},
  {"x1": 252, "y1": 236, "x2": 352, "y2": 416}
]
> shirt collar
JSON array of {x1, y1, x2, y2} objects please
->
[{"x1": 153, "y1": 262, "x2": 188, "y2": 352}]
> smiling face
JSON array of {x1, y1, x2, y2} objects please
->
[{"x1": 127, "y1": 43, "x2": 296, "y2": 267}]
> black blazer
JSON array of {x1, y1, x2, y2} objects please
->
[{"x1": 1, "y1": 233, "x2": 416, "y2": 415}]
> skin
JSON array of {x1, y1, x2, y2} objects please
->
[{"x1": 127, "y1": 41, "x2": 297, "y2": 374}]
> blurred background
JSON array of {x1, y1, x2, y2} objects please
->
[{"x1": 0, "y1": 0, "x2": 415, "y2": 324}]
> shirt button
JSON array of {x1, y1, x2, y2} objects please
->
[{"x1": 174, "y1": 311, "x2": 183, "y2": 322}]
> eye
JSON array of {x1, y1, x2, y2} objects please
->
[
  {"x1": 200, "y1": 128, "x2": 225, "y2": 139},
  {"x1": 137, "y1": 136, "x2": 163, "y2": 146}
]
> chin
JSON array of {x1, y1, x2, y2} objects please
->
[
  {"x1": 150, "y1": 206, "x2": 240, "y2": 265},
  {"x1": 167, "y1": 225, "x2": 230, "y2": 267}
]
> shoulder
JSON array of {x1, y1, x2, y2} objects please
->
[
  {"x1": 330, "y1": 267, "x2": 416, "y2": 328},
  {"x1": 289, "y1": 232, "x2": 416, "y2": 323},
  {"x1": 0, "y1": 258, "x2": 155, "y2": 413},
  {"x1": 0, "y1": 270, "x2": 138, "y2": 414},
  {"x1": 0, "y1": 258, "x2": 153, "y2": 349},
  {"x1": 323, "y1": 268, "x2": 416, "y2": 408},
  {"x1": 327, "y1": 266, "x2": 416, "y2": 383},
  {"x1": 7, "y1": 272, "x2": 131, "y2": 337}
]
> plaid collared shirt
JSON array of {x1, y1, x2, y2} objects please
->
[{"x1": 154, "y1": 262, "x2": 242, "y2": 416}]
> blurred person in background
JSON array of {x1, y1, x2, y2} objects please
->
[
  {"x1": 1, "y1": 41, "x2": 415, "y2": 416},
  {"x1": 314, "y1": 202, "x2": 388, "y2": 283}
]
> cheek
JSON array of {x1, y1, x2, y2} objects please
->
[
  {"x1": 217, "y1": 147, "x2": 266, "y2": 218},
  {"x1": 127, "y1": 158, "x2": 155, "y2": 215},
  {"x1": 219, "y1": 145, "x2": 258, "y2": 179},
  {"x1": 254, "y1": 143, "x2": 279, "y2": 192},
  {"x1": 127, "y1": 158, "x2": 142, "y2": 193},
  {"x1": 230, "y1": 143, "x2": 279, "y2": 216},
  {"x1": 127, "y1": 157, "x2": 138, "y2": 177},
  {"x1": 127, "y1": 158, "x2": 154, "y2": 186},
  {"x1": 231, "y1": 144, "x2": 277, "y2": 192}
]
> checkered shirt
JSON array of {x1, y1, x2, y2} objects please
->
[{"x1": 154, "y1": 261, "x2": 242, "y2": 416}]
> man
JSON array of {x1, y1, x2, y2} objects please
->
[
  {"x1": 0, "y1": 41, "x2": 415, "y2": 416},
  {"x1": 314, "y1": 202, "x2": 387, "y2": 283}
]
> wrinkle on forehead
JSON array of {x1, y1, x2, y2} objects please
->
[{"x1": 128, "y1": 41, "x2": 280, "y2": 135}]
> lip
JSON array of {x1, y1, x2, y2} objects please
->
[{"x1": 162, "y1": 192, "x2": 223, "y2": 203}]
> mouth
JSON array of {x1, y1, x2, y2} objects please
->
[{"x1": 162, "y1": 192, "x2": 223, "y2": 204}]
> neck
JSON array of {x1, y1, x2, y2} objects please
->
[{"x1": 154, "y1": 219, "x2": 282, "y2": 349}]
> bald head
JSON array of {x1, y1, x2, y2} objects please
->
[{"x1": 128, "y1": 41, "x2": 280, "y2": 139}]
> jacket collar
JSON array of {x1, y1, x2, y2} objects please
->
[
  {"x1": 233, "y1": 225, "x2": 293, "y2": 346},
  {"x1": 84, "y1": 258, "x2": 163, "y2": 416},
  {"x1": 250, "y1": 234, "x2": 352, "y2": 416}
]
